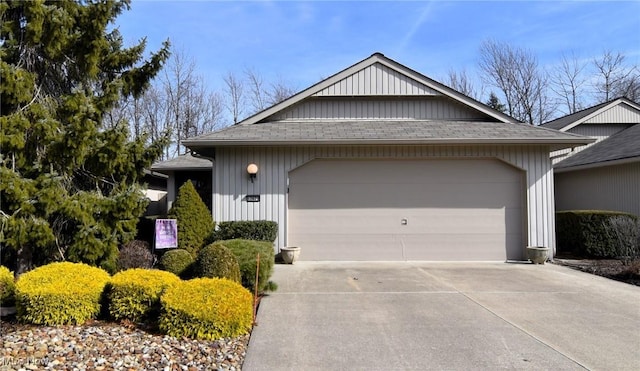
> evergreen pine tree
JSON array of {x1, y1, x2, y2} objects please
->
[
  {"x1": 486, "y1": 92, "x2": 507, "y2": 113},
  {"x1": 168, "y1": 181, "x2": 214, "y2": 256},
  {"x1": 0, "y1": 0, "x2": 170, "y2": 274}
]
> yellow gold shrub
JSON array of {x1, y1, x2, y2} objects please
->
[
  {"x1": 1, "y1": 266, "x2": 16, "y2": 306},
  {"x1": 16, "y1": 262, "x2": 110, "y2": 325},
  {"x1": 108, "y1": 268, "x2": 180, "y2": 323},
  {"x1": 159, "y1": 278, "x2": 252, "y2": 340}
]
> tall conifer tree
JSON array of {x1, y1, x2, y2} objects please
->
[{"x1": 0, "y1": 0, "x2": 170, "y2": 274}]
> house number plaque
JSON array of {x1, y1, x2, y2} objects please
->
[{"x1": 246, "y1": 195, "x2": 260, "y2": 202}]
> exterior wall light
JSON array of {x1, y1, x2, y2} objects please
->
[{"x1": 247, "y1": 163, "x2": 258, "y2": 182}]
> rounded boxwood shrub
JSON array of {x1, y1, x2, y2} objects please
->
[
  {"x1": 15, "y1": 262, "x2": 110, "y2": 325},
  {"x1": 159, "y1": 278, "x2": 252, "y2": 340},
  {"x1": 216, "y1": 239, "x2": 275, "y2": 293},
  {"x1": 168, "y1": 181, "x2": 214, "y2": 256},
  {"x1": 159, "y1": 249, "x2": 194, "y2": 277},
  {"x1": 194, "y1": 243, "x2": 241, "y2": 283},
  {"x1": 1, "y1": 266, "x2": 16, "y2": 307},
  {"x1": 108, "y1": 269, "x2": 180, "y2": 323}
]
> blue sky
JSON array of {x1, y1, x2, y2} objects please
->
[{"x1": 115, "y1": 0, "x2": 640, "y2": 99}]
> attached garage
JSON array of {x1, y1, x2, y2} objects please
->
[{"x1": 288, "y1": 158, "x2": 524, "y2": 261}]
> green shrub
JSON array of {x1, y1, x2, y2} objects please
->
[
  {"x1": 194, "y1": 243, "x2": 241, "y2": 283},
  {"x1": 217, "y1": 239, "x2": 275, "y2": 292},
  {"x1": 159, "y1": 278, "x2": 252, "y2": 340},
  {"x1": 108, "y1": 269, "x2": 180, "y2": 323},
  {"x1": 213, "y1": 221, "x2": 278, "y2": 242},
  {"x1": 15, "y1": 262, "x2": 110, "y2": 325},
  {"x1": 168, "y1": 181, "x2": 214, "y2": 256},
  {"x1": 159, "y1": 249, "x2": 194, "y2": 278},
  {"x1": 556, "y1": 211, "x2": 639, "y2": 258},
  {"x1": 0, "y1": 266, "x2": 16, "y2": 307},
  {"x1": 117, "y1": 240, "x2": 154, "y2": 271}
]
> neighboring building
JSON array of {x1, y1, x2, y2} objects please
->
[
  {"x1": 151, "y1": 154, "x2": 213, "y2": 213},
  {"x1": 183, "y1": 53, "x2": 591, "y2": 261},
  {"x1": 141, "y1": 170, "x2": 168, "y2": 216},
  {"x1": 542, "y1": 97, "x2": 640, "y2": 216}
]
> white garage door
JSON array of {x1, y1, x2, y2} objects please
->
[{"x1": 287, "y1": 159, "x2": 524, "y2": 261}]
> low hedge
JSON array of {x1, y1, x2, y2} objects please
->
[
  {"x1": 216, "y1": 239, "x2": 275, "y2": 292},
  {"x1": 15, "y1": 262, "x2": 110, "y2": 325},
  {"x1": 556, "y1": 210, "x2": 639, "y2": 258},
  {"x1": 108, "y1": 269, "x2": 180, "y2": 323},
  {"x1": 213, "y1": 221, "x2": 278, "y2": 242},
  {"x1": 0, "y1": 266, "x2": 16, "y2": 307},
  {"x1": 194, "y1": 243, "x2": 241, "y2": 283},
  {"x1": 159, "y1": 249, "x2": 194, "y2": 278},
  {"x1": 159, "y1": 278, "x2": 253, "y2": 340}
]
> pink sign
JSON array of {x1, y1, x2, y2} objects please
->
[{"x1": 155, "y1": 219, "x2": 178, "y2": 249}]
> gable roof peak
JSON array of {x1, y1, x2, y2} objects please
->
[
  {"x1": 222, "y1": 53, "x2": 519, "y2": 129},
  {"x1": 542, "y1": 96, "x2": 640, "y2": 131}
]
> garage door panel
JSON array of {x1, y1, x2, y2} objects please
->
[
  {"x1": 288, "y1": 159, "x2": 524, "y2": 261},
  {"x1": 289, "y1": 208, "x2": 510, "y2": 234},
  {"x1": 291, "y1": 159, "x2": 520, "y2": 184},
  {"x1": 401, "y1": 234, "x2": 507, "y2": 261},
  {"x1": 289, "y1": 234, "x2": 403, "y2": 261},
  {"x1": 290, "y1": 182, "x2": 519, "y2": 209}
]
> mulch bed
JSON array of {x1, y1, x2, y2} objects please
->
[{"x1": 553, "y1": 257, "x2": 640, "y2": 287}]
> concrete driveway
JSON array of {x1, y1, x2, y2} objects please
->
[{"x1": 243, "y1": 262, "x2": 640, "y2": 371}]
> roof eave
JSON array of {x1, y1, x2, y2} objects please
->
[
  {"x1": 555, "y1": 156, "x2": 640, "y2": 173},
  {"x1": 184, "y1": 138, "x2": 594, "y2": 148}
]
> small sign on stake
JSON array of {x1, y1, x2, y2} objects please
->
[{"x1": 155, "y1": 219, "x2": 178, "y2": 249}]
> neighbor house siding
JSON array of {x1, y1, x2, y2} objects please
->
[
  {"x1": 583, "y1": 104, "x2": 640, "y2": 124},
  {"x1": 312, "y1": 62, "x2": 440, "y2": 96},
  {"x1": 272, "y1": 98, "x2": 485, "y2": 121},
  {"x1": 211, "y1": 145, "x2": 556, "y2": 255},
  {"x1": 555, "y1": 162, "x2": 640, "y2": 216},
  {"x1": 551, "y1": 124, "x2": 633, "y2": 164}
]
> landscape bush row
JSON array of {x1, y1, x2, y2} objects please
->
[
  {"x1": 556, "y1": 210, "x2": 640, "y2": 259},
  {"x1": 1, "y1": 262, "x2": 254, "y2": 340}
]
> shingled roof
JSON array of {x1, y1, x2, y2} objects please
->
[
  {"x1": 151, "y1": 154, "x2": 212, "y2": 172},
  {"x1": 184, "y1": 120, "x2": 592, "y2": 150},
  {"x1": 555, "y1": 124, "x2": 640, "y2": 170},
  {"x1": 542, "y1": 97, "x2": 640, "y2": 130}
]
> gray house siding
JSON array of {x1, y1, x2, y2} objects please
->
[
  {"x1": 211, "y1": 144, "x2": 556, "y2": 256},
  {"x1": 272, "y1": 98, "x2": 485, "y2": 121},
  {"x1": 583, "y1": 104, "x2": 640, "y2": 124},
  {"x1": 555, "y1": 162, "x2": 640, "y2": 216},
  {"x1": 312, "y1": 62, "x2": 441, "y2": 96}
]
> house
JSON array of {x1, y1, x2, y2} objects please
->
[
  {"x1": 541, "y1": 97, "x2": 640, "y2": 216},
  {"x1": 183, "y1": 53, "x2": 592, "y2": 261},
  {"x1": 151, "y1": 154, "x2": 213, "y2": 213}
]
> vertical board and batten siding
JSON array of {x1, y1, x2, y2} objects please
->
[
  {"x1": 271, "y1": 98, "x2": 485, "y2": 121},
  {"x1": 212, "y1": 145, "x2": 556, "y2": 255},
  {"x1": 550, "y1": 123, "x2": 634, "y2": 164},
  {"x1": 555, "y1": 162, "x2": 640, "y2": 216},
  {"x1": 313, "y1": 63, "x2": 440, "y2": 97},
  {"x1": 583, "y1": 104, "x2": 640, "y2": 124}
]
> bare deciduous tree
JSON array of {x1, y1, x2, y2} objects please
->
[
  {"x1": 551, "y1": 52, "x2": 588, "y2": 114},
  {"x1": 479, "y1": 40, "x2": 553, "y2": 125},
  {"x1": 593, "y1": 50, "x2": 637, "y2": 102},
  {"x1": 446, "y1": 69, "x2": 479, "y2": 99},
  {"x1": 224, "y1": 72, "x2": 245, "y2": 124}
]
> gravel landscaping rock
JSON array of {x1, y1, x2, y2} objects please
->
[{"x1": 0, "y1": 320, "x2": 249, "y2": 370}]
